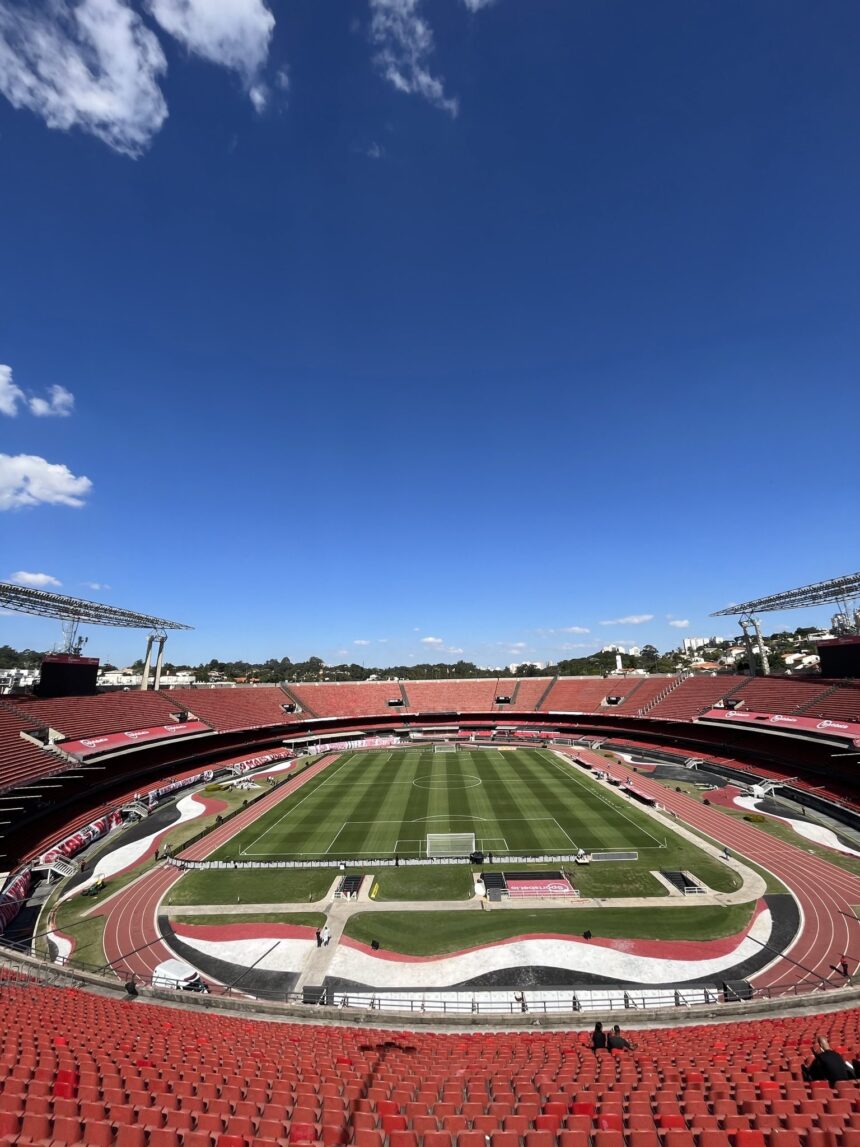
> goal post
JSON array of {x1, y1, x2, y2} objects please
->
[
  {"x1": 426, "y1": 832, "x2": 476, "y2": 857},
  {"x1": 433, "y1": 743, "x2": 458, "y2": 753}
]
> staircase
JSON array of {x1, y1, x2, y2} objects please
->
[
  {"x1": 616, "y1": 677, "x2": 647, "y2": 708},
  {"x1": 120, "y1": 799, "x2": 150, "y2": 819},
  {"x1": 720, "y1": 677, "x2": 753, "y2": 709},
  {"x1": 399, "y1": 682, "x2": 411, "y2": 709},
  {"x1": 794, "y1": 682, "x2": 840, "y2": 714},
  {"x1": 32, "y1": 855, "x2": 78, "y2": 880},
  {"x1": 637, "y1": 674, "x2": 687, "y2": 716},
  {"x1": 280, "y1": 684, "x2": 314, "y2": 717},
  {"x1": 507, "y1": 680, "x2": 522, "y2": 708},
  {"x1": 534, "y1": 676, "x2": 558, "y2": 711}
]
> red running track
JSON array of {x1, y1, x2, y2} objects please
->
[
  {"x1": 98, "y1": 755, "x2": 338, "y2": 986},
  {"x1": 573, "y1": 748, "x2": 860, "y2": 990}
]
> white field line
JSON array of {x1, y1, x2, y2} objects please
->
[
  {"x1": 551, "y1": 817, "x2": 578, "y2": 849},
  {"x1": 541, "y1": 749, "x2": 666, "y2": 849},
  {"x1": 239, "y1": 753, "x2": 357, "y2": 855}
]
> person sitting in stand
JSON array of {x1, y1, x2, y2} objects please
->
[
  {"x1": 803, "y1": 1035, "x2": 855, "y2": 1084},
  {"x1": 591, "y1": 1021, "x2": 607, "y2": 1052},
  {"x1": 607, "y1": 1024, "x2": 635, "y2": 1051}
]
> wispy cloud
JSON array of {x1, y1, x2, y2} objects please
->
[
  {"x1": 369, "y1": 0, "x2": 458, "y2": 116},
  {"x1": 462, "y1": 0, "x2": 496, "y2": 9},
  {"x1": 366, "y1": 141, "x2": 384, "y2": 159},
  {"x1": 1, "y1": 367, "x2": 75, "y2": 418},
  {"x1": 0, "y1": 0, "x2": 168, "y2": 156},
  {"x1": 29, "y1": 384, "x2": 75, "y2": 417},
  {"x1": 353, "y1": 639, "x2": 371, "y2": 646},
  {"x1": 0, "y1": 453, "x2": 93, "y2": 511},
  {"x1": 668, "y1": 619, "x2": 690, "y2": 629},
  {"x1": 600, "y1": 614, "x2": 654, "y2": 626},
  {"x1": 83, "y1": 581, "x2": 111, "y2": 591},
  {"x1": 10, "y1": 570, "x2": 62, "y2": 588},
  {"x1": 420, "y1": 636, "x2": 444, "y2": 646},
  {"x1": 560, "y1": 625, "x2": 590, "y2": 634}
]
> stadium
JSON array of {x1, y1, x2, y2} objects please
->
[
  {"x1": 3, "y1": 575, "x2": 860, "y2": 1026},
  {"x1": 3, "y1": 0, "x2": 860, "y2": 1139},
  {"x1": 1, "y1": 574, "x2": 860, "y2": 1147}
]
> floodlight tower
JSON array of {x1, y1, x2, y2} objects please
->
[{"x1": 737, "y1": 614, "x2": 769, "y2": 678}]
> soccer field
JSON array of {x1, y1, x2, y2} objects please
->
[{"x1": 216, "y1": 747, "x2": 668, "y2": 861}]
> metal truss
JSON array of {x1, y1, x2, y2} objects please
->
[
  {"x1": 711, "y1": 571, "x2": 860, "y2": 617},
  {"x1": 0, "y1": 582, "x2": 192, "y2": 630}
]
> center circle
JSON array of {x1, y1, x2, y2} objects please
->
[{"x1": 412, "y1": 773, "x2": 483, "y2": 790}]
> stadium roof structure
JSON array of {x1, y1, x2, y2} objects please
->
[
  {"x1": 0, "y1": 582, "x2": 192, "y2": 631},
  {"x1": 711, "y1": 571, "x2": 860, "y2": 618}
]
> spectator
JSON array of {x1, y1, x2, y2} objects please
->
[
  {"x1": 591, "y1": 1022, "x2": 606, "y2": 1052},
  {"x1": 607, "y1": 1024, "x2": 635, "y2": 1051},
  {"x1": 803, "y1": 1035, "x2": 855, "y2": 1084}
]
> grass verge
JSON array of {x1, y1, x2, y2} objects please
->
[
  {"x1": 169, "y1": 912, "x2": 326, "y2": 927},
  {"x1": 342, "y1": 902, "x2": 755, "y2": 956}
]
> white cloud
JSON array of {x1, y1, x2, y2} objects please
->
[
  {"x1": 560, "y1": 625, "x2": 590, "y2": 634},
  {"x1": 669, "y1": 619, "x2": 690, "y2": 629},
  {"x1": 84, "y1": 581, "x2": 111, "y2": 590},
  {"x1": 0, "y1": 453, "x2": 93, "y2": 510},
  {"x1": 10, "y1": 570, "x2": 62, "y2": 588},
  {"x1": 353, "y1": 639, "x2": 371, "y2": 646},
  {"x1": 366, "y1": 140, "x2": 384, "y2": 159},
  {"x1": 600, "y1": 614, "x2": 654, "y2": 626},
  {"x1": 462, "y1": 0, "x2": 495, "y2": 9},
  {"x1": 28, "y1": 385, "x2": 75, "y2": 418},
  {"x1": 369, "y1": 0, "x2": 458, "y2": 116},
  {"x1": 145, "y1": 0, "x2": 274, "y2": 90},
  {"x1": 508, "y1": 641, "x2": 527, "y2": 649},
  {"x1": 0, "y1": 0, "x2": 168, "y2": 156},
  {"x1": 420, "y1": 636, "x2": 444, "y2": 646},
  {"x1": 0, "y1": 367, "x2": 76, "y2": 418},
  {"x1": 0, "y1": 366, "x2": 24, "y2": 416}
]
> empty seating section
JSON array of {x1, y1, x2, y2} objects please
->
[
  {"x1": 12, "y1": 693, "x2": 188, "y2": 740},
  {"x1": 164, "y1": 689, "x2": 296, "y2": 732},
  {"x1": 407, "y1": 680, "x2": 500, "y2": 712},
  {"x1": 509, "y1": 680, "x2": 554, "y2": 711},
  {"x1": 732, "y1": 680, "x2": 831, "y2": 716},
  {"x1": 803, "y1": 684, "x2": 860, "y2": 724},
  {"x1": 0, "y1": 979, "x2": 858, "y2": 1147},
  {"x1": 542, "y1": 679, "x2": 638, "y2": 713},
  {"x1": 611, "y1": 680, "x2": 674, "y2": 716},
  {"x1": 288, "y1": 684, "x2": 405, "y2": 718},
  {"x1": 0, "y1": 705, "x2": 62, "y2": 792},
  {"x1": 647, "y1": 678, "x2": 745, "y2": 721}
]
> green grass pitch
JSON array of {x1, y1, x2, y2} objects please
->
[{"x1": 215, "y1": 747, "x2": 668, "y2": 861}]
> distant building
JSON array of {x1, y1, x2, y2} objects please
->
[
  {"x1": 682, "y1": 637, "x2": 708, "y2": 654},
  {"x1": 509, "y1": 661, "x2": 545, "y2": 673}
]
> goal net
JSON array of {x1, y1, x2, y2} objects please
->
[
  {"x1": 426, "y1": 832, "x2": 476, "y2": 857},
  {"x1": 433, "y1": 743, "x2": 458, "y2": 753}
]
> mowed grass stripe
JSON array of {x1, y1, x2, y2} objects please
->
[
  {"x1": 484, "y1": 750, "x2": 556, "y2": 852},
  {"x1": 268, "y1": 752, "x2": 389, "y2": 854},
  {"x1": 351, "y1": 753, "x2": 423, "y2": 855},
  {"x1": 325, "y1": 752, "x2": 405, "y2": 855},
  {"x1": 538, "y1": 751, "x2": 664, "y2": 849},
  {"x1": 215, "y1": 754, "x2": 356, "y2": 858},
  {"x1": 514, "y1": 750, "x2": 583, "y2": 850}
]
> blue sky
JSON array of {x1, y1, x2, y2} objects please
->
[{"x1": 1, "y1": 0, "x2": 859, "y2": 669}]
